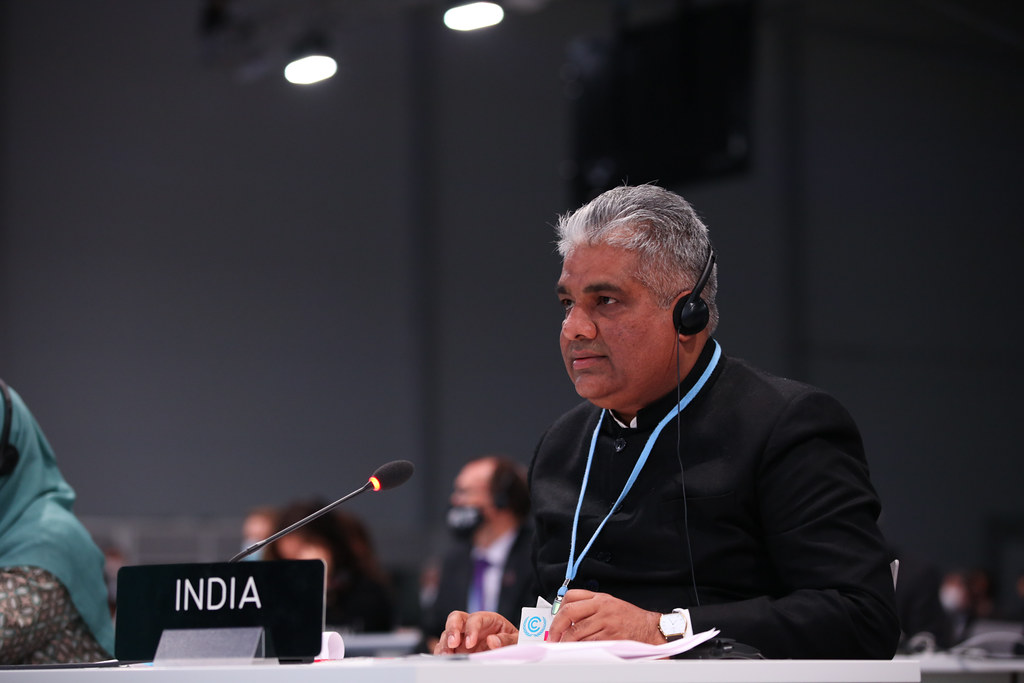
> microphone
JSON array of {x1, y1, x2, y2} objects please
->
[{"x1": 229, "y1": 459, "x2": 415, "y2": 562}]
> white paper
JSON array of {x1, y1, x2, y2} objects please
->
[
  {"x1": 470, "y1": 627, "x2": 720, "y2": 662},
  {"x1": 316, "y1": 631, "x2": 345, "y2": 660}
]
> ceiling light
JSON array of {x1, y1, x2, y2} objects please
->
[
  {"x1": 444, "y1": 2, "x2": 504, "y2": 31},
  {"x1": 284, "y1": 32, "x2": 337, "y2": 85}
]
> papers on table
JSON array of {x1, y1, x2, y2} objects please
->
[{"x1": 468, "y1": 628, "x2": 720, "y2": 663}]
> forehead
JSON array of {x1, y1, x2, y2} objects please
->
[
  {"x1": 277, "y1": 534, "x2": 325, "y2": 553},
  {"x1": 557, "y1": 243, "x2": 641, "y2": 291},
  {"x1": 455, "y1": 460, "x2": 495, "y2": 488}
]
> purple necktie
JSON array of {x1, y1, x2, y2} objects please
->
[{"x1": 468, "y1": 556, "x2": 490, "y2": 613}]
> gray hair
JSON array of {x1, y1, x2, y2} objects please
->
[{"x1": 555, "y1": 184, "x2": 719, "y2": 333}]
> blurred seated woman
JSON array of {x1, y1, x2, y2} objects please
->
[
  {"x1": 265, "y1": 500, "x2": 395, "y2": 633},
  {"x1": 0, "y1": 379, "x2": 114, "y2": 663}
]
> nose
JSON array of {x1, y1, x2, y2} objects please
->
[{"x1": 562, "y1": 305, "x2": 597, "y2": 340}]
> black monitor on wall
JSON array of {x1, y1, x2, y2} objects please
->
[{"x1": 565, "y1": 0, "x2": 754, "y2": 204}]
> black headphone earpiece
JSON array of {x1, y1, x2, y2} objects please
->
[
  {"x1": 672, "y1": 250, "x2": 716, "y2": 336},
  {"x1": 0, "y1": 379, "x2": 21, "y2": 477}
]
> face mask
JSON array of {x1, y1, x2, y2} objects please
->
[
  {"x1": 446, "y1": 505, "x2": 483, "y2": 540},
  {"x1": 240, "y1": 542, "x2": 264, "y2": 562},
  {"x1": 940, "y1": 584, "x2": 965, "y2": 612}
]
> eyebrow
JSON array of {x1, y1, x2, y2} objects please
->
[{"x1": 556, "y1": 281, "x2": 626, "y2": 295}]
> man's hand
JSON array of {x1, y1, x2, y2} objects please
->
[
  {"x1": 433, "y1": 610, "x2": 519, "y2": 654},
  {"x1": 547, "y1": 590, "x2": 665, "y2": 643}
]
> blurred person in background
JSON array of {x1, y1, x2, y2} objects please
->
[
  {"x1": 264, "y1": 499, "x2": 394, "y2": 632},
  {"x1": 239, "y1": 506, "x2": 277, "y2": 561},
  {"x1": 892, "y1": 552, "x2": 954, "y2": 652},
  {"x1": 1013, "y1": 571, "x2": 1024, "y2": 623},
  {"x1": 941, "y1": 570, "x2": 975, "y2": 644},
  {"x1": 334, "y1": 508, "x2": 390, "y2": 591},
  {"x1": 965, "y1": 568, "x2": 995, "y2": 621},
  {"x1": 100, "y1": 542, "x2": 126, "y2": 618},
  {"x1": 422, "y1": 456, "x2": 533, "y2": 651},
  {"x1": 0, "y1": 379, "x2": 114, "y2": 663}
]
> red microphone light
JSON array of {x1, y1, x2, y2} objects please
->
[{"x1": 369, "y1": 476, "x2": 382, "y2": 492}]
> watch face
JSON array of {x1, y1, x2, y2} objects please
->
[{"x1": 660, "y1": 612, "x2": 687, "y2": 637}]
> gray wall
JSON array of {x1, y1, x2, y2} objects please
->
[{"x1": 1, "y1": 0, "x2": 1022, "y2": 598}]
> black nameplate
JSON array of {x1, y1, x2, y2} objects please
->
[{"x1": 115, "y1": 560, "x2": 325, "y2": 662}]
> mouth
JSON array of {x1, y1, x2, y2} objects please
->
[{"x1": 568, "y1": 350, "x2": 605, "y2": 371}]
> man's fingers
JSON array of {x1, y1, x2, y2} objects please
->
[
  {"x1": 435, "y1": 611, "x2": 518, "y2": 654},
  {"x1": 549, "y1": 593, "x2": 600, "y2": 641},
  {"x1": 559, "y1": 588, "x2": 596, "y2": 605},
  {"x1": 435, "y1": 611, "x2": 470, "y2": 653},
  {"x1": 464, "y1": 629, "x2": 479, "y2": 650},
  {"x1": 434, "y1": 628, "x2": 461, "y2": 653},
  {"x1": 548, "y1": 591, "x2": 663, "y2": 643},
  {"x1": 486, "y1": 632, "x2": 518, "y2": 650}
]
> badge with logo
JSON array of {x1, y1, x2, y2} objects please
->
[{"x1": 518, "y1": 597, "x2": 553, "y2": 643}]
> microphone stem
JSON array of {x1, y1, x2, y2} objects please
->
[{"x1": 229, "y1": 481, "x2": 373, "y2": 562}]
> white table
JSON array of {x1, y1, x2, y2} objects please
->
[
  {"x1": 910, "y1": 653, "x2": 1024, "y2": 683},
  {"x1": 8, "y1": 657, "x2": 921, "y2": 683}
]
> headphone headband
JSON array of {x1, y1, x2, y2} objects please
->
[{"x1": 690, "y1": 250, "x2": 716, "y2": 304}]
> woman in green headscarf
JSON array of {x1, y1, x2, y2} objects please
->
[{"x1": 0, "y1": 379, "x2": 114, "y2": 663}]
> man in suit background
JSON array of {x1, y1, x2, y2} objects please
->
[{"x1": 422, "y1": 455, "x2": 534, "y2": 650}]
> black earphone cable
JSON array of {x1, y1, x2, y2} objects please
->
[{"x1": 676, "y1": 343, "x2": 701, "y2": 608}]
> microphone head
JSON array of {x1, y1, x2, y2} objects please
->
[{"x1": 369, "y1": 460, "x2": 415, "y2": 491}]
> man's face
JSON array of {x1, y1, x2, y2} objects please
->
[
  {"x1": 450, "y1": 459, "x2": 496, "y2": 513},
  {"x1": 557, "y1": 243, "x2": 681, "y2": 420}
]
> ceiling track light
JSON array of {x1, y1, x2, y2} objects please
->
[
  {"x1": 444, "y1": 1, "x2": 505, "y2": 31},
  {"x1": 284, "y1": 31, "x2": 337, "y2": 85}
]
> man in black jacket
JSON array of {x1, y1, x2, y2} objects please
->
[{"x1": 435, "y1": 184, "x2": 900, "y2": 658}]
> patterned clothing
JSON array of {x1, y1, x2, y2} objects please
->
[{"x1": 0, "y1": 566, "x2": 110, "y2": 664}]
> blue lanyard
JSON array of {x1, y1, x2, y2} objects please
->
[{"x1": 551, "y1": 341, "x2": 722, "y2": 614}]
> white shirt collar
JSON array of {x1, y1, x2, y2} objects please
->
[
  {"x1": 610, "y1": 412, "x2": 638, "y2": 429},
  {"x1": 475, "y1": 527, "x2": 517, "y2": 566}
]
